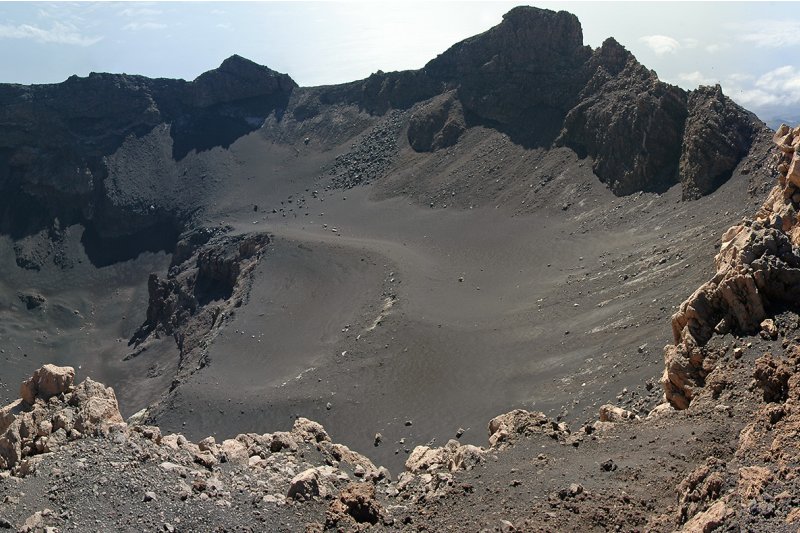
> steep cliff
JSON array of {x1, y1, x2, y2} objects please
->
[
  {"x1": 0, "y1": 55, "x2": 294, "y2": 257},
  {"x1": 0, "y1": 7, "x2": 770, "y2": 270}
]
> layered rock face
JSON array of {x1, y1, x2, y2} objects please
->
[
  {"x1": 663, "y1": 125, "x2": 800, "y2": 409},
  {"x1": 130, "y1": 228, "x2": 270, "y2": 379},
  {"x1": 0, "y1": 55, "x2": 294, "y2": 245},
  {"x1": 406, "y1": 91, "x2": 466, "y2": 152},
  {"x1": 556, "y1": 38, "x2": 688, "y2": 195},
  {"x1": 679, "y1": 85, "x2": 762, "y2": 199},
  {"x1": 0, "y1": 7, "x2": 769, "y2": 260}
]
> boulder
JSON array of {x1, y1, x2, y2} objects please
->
[
  {"x1": 220, "y1": 439, "x2": 249, "y2": 465},
  {"x1": 318, "y1": 442, "x2": 377, "y2": 474},
  {"x1": 326, "y1": 482, "x2": 384, "y2": 527},
  {"x1": 71, "y1": 379, "x2": 125, "y2": 435},
  {"x1": 287, "y1": 468, "x2": 321, "y2": 500},
  {"x1": 681, "y1": 501, "x2": 732, "y2": 533},
  {"x1": 406, "y1": 446, "x2": 449, "y2": 473},
  {"x1": 760, "y1": 318, "x2": 778, "y2": 340},
  {"x1": 405, "y1": 439, "x2": 485, "y2": 475},
  {"x1": 292, "y1": 418, "x2": 330, "y2": 443},
  {"x1": 598, "y1": 404, "x2": 640, "y2": 423},
  {"x1": 20, "y1": 365, "x2": 75, "y2": 405},
  {"x1": 488, "y1": 409, "x2": 568, "y2": 448},
  {"x1": 646, "y1": 402, "x2": 675, "y2": 419}
]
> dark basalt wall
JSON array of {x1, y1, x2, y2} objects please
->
[
  {"x1": 0, "y1": 55, "x2": 295, "y2": 252},
  {"x1": 0, "y1": 6, "x2": 771, "y2": 268}
]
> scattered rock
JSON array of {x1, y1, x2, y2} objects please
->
[
  {"x1": 598, "y1": 404, "x2": 640, "y2": 423},
  {"x1": 326, "y1": 482, "x2": 385, "y2": 527},
  {"x1": 20, "y1": 364, "x2": 75, "y2": 405},
  {"x1": 287, "y1": 469, "x2": 321, "y2": 500}
]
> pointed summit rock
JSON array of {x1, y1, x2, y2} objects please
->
[{"x1": 189, "y1": 54, "x2": 297, "y2": 107}]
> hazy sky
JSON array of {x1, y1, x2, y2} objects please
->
[{"x1": 0, "y1": 2, "x2": 798, "y2": 122}]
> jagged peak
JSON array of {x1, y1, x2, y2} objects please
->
[
  {"x1": 691, "y1": 82, "x2": 725, "y2": 98},
  {"x1": 588, "y1": 37, "x2": 638, "y2": 78},
  {"x1": 194, "y1": 54, "x2": 296, "y2": 87},
  {"x1": 216, "y1": 54, "x2": 275, "y2": 76},
  {"x1": 425, "y1": 6, "x2": 588, "y2": 76}
]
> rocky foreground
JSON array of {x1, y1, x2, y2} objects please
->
[{"x1": 3, "y1": 130, "x2": 800, "y2": 532}]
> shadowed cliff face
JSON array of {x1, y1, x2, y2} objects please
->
[
  {"x1": 556, "y1": 38, "x2": 689, "y2": 195},
  {"x1": 423, "y1": 6, "x2": 592, "y2": 147},
  {"x1": 679, "y1": 85, "x2": 762, "y2": 199},
  {"x1": 313, "y1": 8, "x2": 767, "y2": 197},
  {"x1": 0, "y1": 55, "x2": 295, "y2": 263},
  {"x1": 0, "y1": 6, "x2": 769, "y2": 270}
]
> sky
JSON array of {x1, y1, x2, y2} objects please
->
[{"x1": 0, "y1": 1, "x2": 798, "y2": 124}]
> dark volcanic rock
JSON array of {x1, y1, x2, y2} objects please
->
[
  {"x1": 188, "y1": 54, "x2": 295, "y2": 108},
  {"x1": 131, "y1": 228, "x2": 269, "y2": 380},
  {"x1": 317, "y1": 7, "x2": 768, "y2": 198},
  {"x1": 424, "y1": 6, "x2": 590, "y2": 134},
  {"x1": 679, "y1": 84, "x2": 761, "y2": 199},
  {"x1": 407, "y1": 91, "x2": 466, "y2": 152},
  {"x1": 556, "y1": 38, "x2": 688, "y2": 195},
  {"x1": 0, "y1": 6, "x2": 772, "y2": 255},
  {"x1": 327, "y1": 111, "x2": 406, "y2": 189},
  {"x1": 17, "y1": 291, "x2": 45, "y2": 310},
  {"x1": 0, "y1": 57, "x2": 295, "y2": 253}
]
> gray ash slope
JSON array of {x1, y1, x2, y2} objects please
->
[
  {"x1": 0, "y1": 2, "x2": 777, "y2": 502},
  {"x1": 0, "y1": 7, "x2": 766, "y2": 243}
]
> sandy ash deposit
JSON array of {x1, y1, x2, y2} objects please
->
[{"x1": 0, "y1": 5, "x2": 796, "y2": 532}]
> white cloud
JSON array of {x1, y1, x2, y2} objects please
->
[
  {"x1": 123, "y1": 21, "x2": 167, "y2": 31},
  {"x1": 727, "y1": 65, "x2": 800, "y2": 109},
  {"x1": 682, "y1": 38, "x2": 699, "y2": 49},
  {"x1": 727, "y1": 73, "x2": 755, "y2": 83},
  {"x1": 756, "y1": 66, "x2": 798, "y2": 88},
  {"x1": 119, "y1": 8, "x2": 162, "y2": 17},
  {"x1": 678, "y1": 71, "x2": 717, "y2": 86},
  {"x1": 736, "y1": 19, "x2": 800, "y2": 47},
  {"x1": 639, "y1": 34, "x2": 681, "y2": 55},
  {"x1": 0, "y1": 21, "x2": 102, "y2": 46},
  {"x1": 728, "y1": 87, "x2": 780, "y2": 108},
  {"x1": 705, "y1": 42, "x2": 729, "y2": 53}
]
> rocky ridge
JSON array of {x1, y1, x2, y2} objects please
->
[
  {"x1": 129, "y1": 227, "x2": 270, "y2": 386},
  {"x1": 0, "y1": 364, "x2": 574, "y2": 531},
  {"x1": 0, "y1": 55, "x2": 293, "y2": 264},
  {"x1": 0, "y1": 7, "x2": 770, "y2": 270},
  {"x1": 5, "y1": 130, "x2": 800, "y2": 531},
  {"x1": 664, "y1": 124, "x2": 800, "y2": 409}
]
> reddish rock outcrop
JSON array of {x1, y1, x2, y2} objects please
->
[
  {"x1": 663, "y1": 125, "x2": 800, "y2": 409},
  {"x1": 20, "y1": 364, "x2": 74, "y2": 405},
  {"x1": 1, "y1": 365, "x2": 125, "y2": 474},
  {"x1": 487, "y1": 409, "x2": 571, "y2": 448}
]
